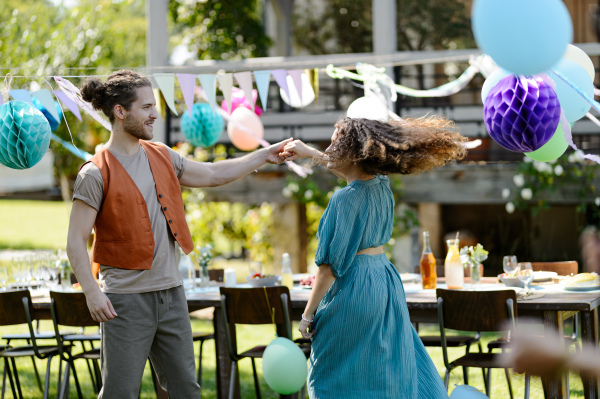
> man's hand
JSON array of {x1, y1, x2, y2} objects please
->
[
  {"x1": 265, "y1": 138, "x2": 294, "y2": 164},
  {"x1": 86, "y1": 290, "x2": 118, "y2": 322}
]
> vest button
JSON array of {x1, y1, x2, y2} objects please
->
[
  {"x1": 163, "y1": 207, "x2": 167, "y2": 211},
  {"x1": 159, "y1": 194, "x2": 163, "y2": 198},
  {"x1": 174, "y1": 233, "x2": 178, "y2": 237},
  {"x1": 169, "y1": 220, "x2": 173, "y2": 223}
]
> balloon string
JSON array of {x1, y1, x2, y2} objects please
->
[
  {"x1": 2, "y1": 73, "x2": 12, "y2": 102},
  {"x1": 263, "y1": 287, "x2": 278, "y2": 337}
]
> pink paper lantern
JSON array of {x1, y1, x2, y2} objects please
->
[
  {"x1": 227, "y1": 107, "x2": 264, "y2": 151},
  {"x1": 221, "y1": 88, "x2": 263, "y2": 116}
]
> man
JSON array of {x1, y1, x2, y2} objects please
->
[{"x1": 67, "y1": 70, "x2": 291, "y2": 398}]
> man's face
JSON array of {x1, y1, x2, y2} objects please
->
[{"x1": 122, "y1": 86, "x2": 158, "y2": 140}]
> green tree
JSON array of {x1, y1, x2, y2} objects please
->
[{"x1": 168, "y1": 0, "x2": 272, "y2": 60}]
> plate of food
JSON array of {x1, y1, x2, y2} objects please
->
[
  {"x1": 562, "y1": 273, "x2": 600, "y2": 291},
  {"x1": 299, "y1": 275, "x2": 315, "y2": 289},
  {"x1": 532, "y1": 271, "x2": 558, "y2": 282},
  {"x1": 246, "y1": 274, "x2": 279, "y2": 287},
  {"x1": 400, "y1": 273, "x2": 421, "y2": 284},
  {"x1": 498, "y1": 272, "x2": 524, "y2": 288}
]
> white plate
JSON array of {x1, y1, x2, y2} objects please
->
[
  {"x1": 400, "y1": 273, "x2": 420, "y2": 283},
  {"x1": 563, "y1": 284, "x2": 600, "y2": 292},
  {"x1": 533, "y1": 271, "x2": 558, "y2": 282}
]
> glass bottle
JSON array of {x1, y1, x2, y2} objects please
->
[
  {"x1": 420, "y1": 231, "x2": 437, "y2": 289},
  {"x1": 280, "y1": 253, "x2": 293, "y2": 289},
  {"x1": 444, "y1": 238, "x2": 463, "y2": 289}
]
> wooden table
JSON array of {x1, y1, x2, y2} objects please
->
[
  {"x1": 185, "y1": 281, "x2": 600, "y2": 399},
  {"x1": 31, "y1": 281, "x2": 600, "y2": 399}
]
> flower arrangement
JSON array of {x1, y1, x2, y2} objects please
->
[
  {"x1": 460, "y1": 244, "x2": 488, "y2": 286},
  {"x1": 190, "y1": 244, "x2": 213, "y2": 269}
]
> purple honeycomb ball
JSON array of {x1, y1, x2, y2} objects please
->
[{"x1": 483, "y1": 75, "x2": 561, "y2": 152}]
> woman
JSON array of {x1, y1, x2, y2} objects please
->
[{"x1": 282, "y1": 116, "x2": 467, "y2": 399}]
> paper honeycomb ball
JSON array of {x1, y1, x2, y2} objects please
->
[
  {"x1": 180, "y1": 103, "x2": 224, "y2": 148},
  {"x1": 0, "y1": 101, "x2": 51, "y2": 169},
  {"x1": 32, "y1": 97, "x2": 63, "y2": 132},
  {"x1": 483, "y1": 75, "x2": 561, "y2": 153}
]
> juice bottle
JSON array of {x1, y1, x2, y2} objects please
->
[
  {"x1": 280, "y1": 253, "x2": 293, "y2": 289},
  {"x1": 444, "y1": 238, "x2": 463, "y2": 289},
  {"x1": 420, "y1": 231, "x2": 437, "y2": 289}
]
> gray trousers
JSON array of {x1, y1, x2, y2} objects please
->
[{"x1": 99, "y1": 285, "x2": 201, "y2": 398}]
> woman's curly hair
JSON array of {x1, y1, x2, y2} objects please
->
[
  {"x1": 325, "y1": 116, "x2": 468, "y2": 175},
  {"x1": 81, "y1": 70, "x2": 151, "y2": 123}
]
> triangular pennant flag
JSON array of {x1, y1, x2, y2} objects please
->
[
  {"x1": 153, "y1": 88, "x2": 166, "y2": 120},
  {"x1": 53, "y1": 90, "x2": 82, "y2": 121},
  {"x1": 9, "y1": 89, "x2": 33, "y2": 104},
  {"x1": 271, "y1": 70, "x2": 290, "y2": 102},
  {"x1": 176, "y1": 73, "x2": 196, "y2": 116},
  {"x1": 233, "y1": 71, "x2": 255, "y2": 112},
  {"x1": 32, "y1": 89, "x2": 60, "y2": 123},
  {"x1": 305, "y1": 68, "x2": 319, "y2": 104},
  {"x1": 54, "y1": 76, "x2": 111, "y2": 130},
  {"x1": 217, "y1": 74, "x2": 233, "y2": 114},
  {"x1": 253, "y1": 71, "x2": 271, "y2": 110},
  {"x1": 288, "y1": 70, "x2": 303, "y2": 105},
  {"x1": 153, "y1": 73, "x2": 178, "y2": 116},
  {"x1": 197, "y1": 74, "x2": 217, "y2": 113}
]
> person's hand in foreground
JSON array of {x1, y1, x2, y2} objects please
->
[{"x1": 281, "y1": 139, "x2": 321, "y2": 161}]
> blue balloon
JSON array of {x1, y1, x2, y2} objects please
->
[
  {"x1": 472, "y1": 0, "x2": 572, "y2": 76},
  {"x1": 481, "y1": 68, "x2": 513, "y2": 103},
  {"x1": 550, "y1": 58, "x2": 594, "y2": 123},
  {"x1": 0, "y1": 101, "x2": 51, "y2": 169},
  {"x1": 180, "y1": 103, "x2": 224, "y2": 148},
  {"x1": 32, "y1": 97, "x2": 63, "y2": 132}
]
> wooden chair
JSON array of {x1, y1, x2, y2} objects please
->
[
  {"x1": 0, "y1": 290, "x2": 60, "y2": 399},
  {"x1": 49, "y1": 291, "x2": 101, "y2": 399},
  {"x1": 437, "y1": 288, "x2": 529, "y2": 399},
  {"x1": 220, "y1": 287, "x2": 310, "y2": 399}
]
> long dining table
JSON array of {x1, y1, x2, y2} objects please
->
[
  {"x1": 185, "y1": 278, "x2": 600, "y2": 399},
  {"x1": 31, "y1": 277, "x2": 600, "y2": 399}
]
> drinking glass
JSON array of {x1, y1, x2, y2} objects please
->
[
  {"x1": 517, "y1": 262, "x2": 534, "y2": 293},
  {"x1": 0, "y1": 267, "x2": 8, "y2": 290},
  {"x1": 11, "y1": 256, "x2": 23, "y2": 289},
  {"x1": 503, "y1": 256, "x2": 519, "y2": 275}
]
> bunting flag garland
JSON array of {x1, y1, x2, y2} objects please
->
[
  {"x1": 233, "y1": 71, "x2": 255, "y2": 112},
  {"x1": 153, "y1": 88, "x2": 166, "y2": 120},
  {"x1": 54, "y1": 76, "x2": 112, "y2": 131},
  {"x1": 305, "y1": 68, "x2": 319, "y2": 104},
  {"x1": 176, "y1": 73, "x2": 196, "y2": 117},
  {"x1": 32, "y1": 89, "x2": 60, "y2": 123},
  {"x1": 217, "y1": 74, "x2": 233, "y2": 114},
  {"x1": 271, "y1": 70, "x2": 290, "y2": 102},
  {"x1": 9, "y1": 90, "x2": 33, "y2": 104},
  {"x1": 53, "y1": 90, "x2": 82, "y2": 121},
  {"x1": 197, "y1": 74, "x2": 218, "y2": 113},
  {"x1": 287, "y1": 70, "x2": 304, "y2": 105},
  {"x1": 253, "y1": 70, "x2": 271, "y2": 110},
  {"x1": 153, "y1": 73, "x2": 178, "y2": 116}
]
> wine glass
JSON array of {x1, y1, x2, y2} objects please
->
[
  {"x1": 0, "y1": 267, "x2": 8, "y2": 290},
  {"x1": 503, "y1": 255, "x2": 519, "y2": 275},
  {"x1": 11, "y1": 256, "x2": 23, "y2": 289},
  {"x1": 517, "y1": 262, "x2": 534, "y2": 293}
]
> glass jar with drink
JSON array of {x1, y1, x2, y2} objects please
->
[
  {"x1": 420, "y1": 231, "x2": 437, "y2": 289},
  {"x1": 445, "y1": 238, "x2": 463, "y2": 289}
]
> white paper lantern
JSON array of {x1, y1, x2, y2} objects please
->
[{"x1": 346, "y1": 96, "x2": 389, "y2": 121}]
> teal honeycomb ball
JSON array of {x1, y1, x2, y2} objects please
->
[
  {"x1": 180, "y1": 103, "x2": 224, "y2": 148},
  {"x1": 0, "y1": 101, "x2": 51, "y2": 169}
]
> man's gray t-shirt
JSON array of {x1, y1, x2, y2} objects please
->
[{"x1": 72, "y1": 143, "x2": 187, "y2": 294}]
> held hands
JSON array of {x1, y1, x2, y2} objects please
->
[
  {"x1": 280, "y1": 139, "x2": 319, "y2": 161},
  {"x1": 85, "y1": 289, "x2": 118, "y2": 322},
  {"x1": 265, "y1": 138, "x2": 294, "y2": 164},
  {"x1": 298, "y1": 313, "x2": 314, "y2": 339}
]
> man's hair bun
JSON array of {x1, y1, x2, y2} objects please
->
[{"x1": 80, "y1": 78, "x2": 105, "y2": 110}]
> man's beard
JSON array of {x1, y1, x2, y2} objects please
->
[{"x1": 124, "y1": 114, "x2": 153, "y2": 140}]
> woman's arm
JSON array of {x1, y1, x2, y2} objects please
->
[
  {"x1": 283, "y1": 140, "x2": 346, "y2": 180},
  {"x1": 298, "y1": 264, "x2": 335, "y2": 338}
]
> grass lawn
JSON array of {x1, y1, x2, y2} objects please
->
[{"x1": 0, "y1": 200, "x2": 71, "y2": 250}]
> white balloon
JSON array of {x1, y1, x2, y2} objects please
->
[
  {"x1": 346, "y1": 96, "x2": 389, "y2": 121},
  {"x1": 280, "y1": 73, "x2": 315, "y2": 108},
  {"x1": 562, "y1": 44, "x2": 595, "y2": 81}
]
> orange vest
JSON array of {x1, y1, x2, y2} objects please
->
[{"x1": 81, "y1": 141, "x2": 193, "y2": 270}]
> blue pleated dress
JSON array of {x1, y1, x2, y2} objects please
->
[{"x1": 308, "y1": 175, "x2": 448, "y2": 399}]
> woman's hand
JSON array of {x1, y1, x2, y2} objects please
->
[
  {"x1": 298, "y1": 313, "x2": 314, "y2": 338},
  {"x1": 281, "y1": 140, "x2": 320, "y2": 161}
]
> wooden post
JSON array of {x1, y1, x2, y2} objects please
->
[
  {"x1": 271, "y1": 203, "x2": 308, "y2": 274},
  {"x1": 418, "y1": 203, "x2": 443, "y2": 258}
]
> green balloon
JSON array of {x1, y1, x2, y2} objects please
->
[
  {"x1": 262, "y1": 337, "x2": 308, "y2": 394},
  {"x1": 525, "y1": 123, "x2": 569, "y2": 162}
]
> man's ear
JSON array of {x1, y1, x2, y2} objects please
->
[{"x1": 113, "y1": 104, "x2": 125, "y2": 121}]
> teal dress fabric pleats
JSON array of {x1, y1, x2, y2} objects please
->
[{"x1": 308, "y1": 175, "x2": 448, "y2": 399}]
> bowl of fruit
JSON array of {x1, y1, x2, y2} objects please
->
[
  {"x1": 299, "y1": 275, "x2": 315, "y2": 289},
  {"x1": 246, "y1": 273, "x2": 280, "y2": 287},
  {"x1": 498, "y1": 272, "x2": 525, "y2": 288}
]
